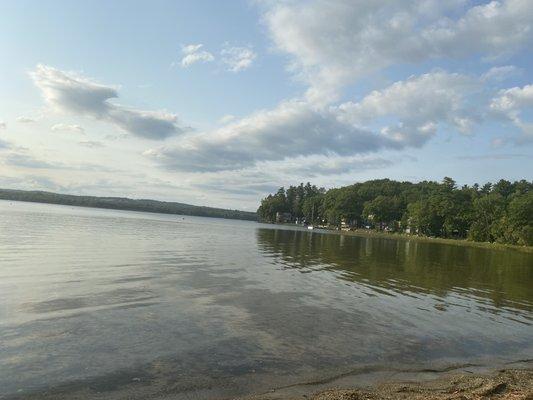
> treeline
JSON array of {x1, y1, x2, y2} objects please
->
[
  {"x1": 0, "y1": 189, "x2": 257, "y2": 221},
  {"x1": 257, "y1": 178, "x2": 533, "y2": 246}
]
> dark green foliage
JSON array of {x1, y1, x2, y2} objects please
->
[
  {"x1": 258, "y1": 183, "x2": 325, "y2": 223},
  {"x1": 302, "y1": 194, "x2": 324, "y2": 224},
  {"x1": 407, "y1": 200, "x2": 442, "y2": 236},
  {"x1": 0, "y1": 189, "x2": 257, "y2": 221},
  {"x1": 258, "y1": 178, "x2": 533, "y2": 246},
  {"x1": 468, "y1": 193, "x2": 505, "y2": 242},
  {"x1": 322, "y1": 187, "x2": 363, "y2": 227},
  {"x1": 505, "y1": 192, "x2": 533, "y2": 246},
  {"x1": 257, "y1": 187, "x2": 289, "y2": 222},
  {"x1": 363, "y1": 195, "x2": 403, "y2": 227}
]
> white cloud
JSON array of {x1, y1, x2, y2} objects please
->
[
  {"x1": 264, "y1": 0, "x2": 533, "y2": 102},
  {"x1": 31, "y1": 64, "x2": 186, "y2": 140},
  {"x1": 145, "y1": 100, "x2": 404, "y2": 172},
  {"x1": 1, "y1": 148, "x2": 117, "y2": 172},
  {"x1": 78, "y1": 140, "x2": 105, "y2": 148},
  {"x1": 481, "y1": 65, "x2": 521, "y2": 82},
  {"x1": 188, "y1": 169, "x2": 281, "y2": 196},
  {"x1": 184, "y1": 153, "x2": 395, "y2": 201},
  {"x1": 218, "y1": 114, "x2": 236, "y2": 124},
  {"x1": 182, "y1": 44, "x2": 204, "y2": 54},
  {"x1": 51, "y1": 123, "x2": 85, "y2": 134},
  {"x1": 490, "y1": 84, "x2": 533, "y2": 142},
  {"x1": 13, "y1": 3, "x2": 531, "y2": 203},
  {"x1": 491, "y1": 137, "x2": 506, "y2": 148},
  {"x1": 3, "y1": 153, "x2": 62, "y2": 169},
  {"x1": 490, "y1": 84, "x2": 533, "y2": 113},
  {"x1": 17, "y1": 116, "x2": 36, "y2": 123},
  {"x1": 456, "y1": 153, "x2": 528, "y2": 161},
  {"x1": 153, "y1": 0, "x2": 528, "y2": 178},
  {"x1": 336, "y1": 71, "x2": 479, "y2": 136},
  {"x1": 0, "y1": 138, "x2": 11, "y2": 149},
  {"x1": 180, "y1": 44, "x2": 215, "y2": 67},
  {"x1": 0, "y1": 121, "x2": 5, "y2": 129},
  {"x1": 181, "y1": 52, "x2": 215, "y2": 67},
  {"x1": 144, "y1": 70, "x2": 491, "y2": 173},
  {"x1": 270, "y1": 155, "x2": 393, "y2": 177},
  {"x1": 220, "y1": 45, "x2": 256, "y2": 72},
  {"x1": 19, "y1": 175, "x2": 68, "y2": 192}
]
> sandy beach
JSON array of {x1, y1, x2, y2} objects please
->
[{"x1": 248, "y1": 368, "x2": 533, "y2": 400}]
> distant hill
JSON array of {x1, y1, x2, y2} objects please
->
[{"x1": 0, "y1": 189, "x2": 257, "y2": 221}]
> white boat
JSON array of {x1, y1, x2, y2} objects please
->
[{"x1": 307, "y1": 225, "x2": 314, "y2": 230}]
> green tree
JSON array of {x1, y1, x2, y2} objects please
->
[
  {"x1": 468, "y1": 193, "x2": 505, "y2": 242},
  {"x1": 492, "y1": 179, "x2": 513, "y2": 198},
  {"x1": 257, "y1": 178, "x2": 533, "y2": 246},
  {"x1": 407, "y1": 200, "x2": 441, "y2": 236},
  {"x1": 302, "y1": 194, "x2": 324, "y2": 224},
  {"x1": 257, "y1": 187, "x2": 288, "y2": 222},
  {"x1": 321, "y1": 187, "x2": 363, "y2": 228},
  {"x1": 362, "y1": 195, "x2": 402, "y2": 229},
  {"x1": 505, "y1": 192, "x2": 533, "y2": 245}
]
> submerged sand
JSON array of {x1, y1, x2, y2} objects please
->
[
  {"x1": 250, "y1": 369, "x2": 533, "y2": 400},
  {"x1": 6, "y1": 366, "x2": 532, "y2": 399}
]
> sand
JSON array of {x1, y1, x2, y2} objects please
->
[{"x1": 252, "y1": 369, "x2": 533, "y2": 400}]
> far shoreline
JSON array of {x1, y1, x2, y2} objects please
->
[
  {"x1": 268, "y1": 222, "x2": 533, "y2": 253},
  {"x1": 3, "y1": 196, "x2": 531, "y2": 253}
]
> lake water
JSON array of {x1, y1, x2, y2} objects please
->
[{"x1": 0, "y1": 200, "x2": 532, "y2": 399}]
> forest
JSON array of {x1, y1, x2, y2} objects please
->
[
  {"x1": 257, "y1": 178, "x2": 533, "y2": 246},
  {"x1": 0, "y1": 189, "x2": 257, "y2": 221}
]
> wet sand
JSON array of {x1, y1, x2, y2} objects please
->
[
  {"x1": 248, "y1": 368, "x2": 533, "y2": 400},
  {"x1": 7, "y1": 364, "x2": 532, "y2": 400}
]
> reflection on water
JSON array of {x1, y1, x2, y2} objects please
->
[
  {"x1": 256, "y1": 228, "x2": 533, "y2": 319},
  {"x1": 0, "y1": 201, "x2": 532, "y2": 399}
]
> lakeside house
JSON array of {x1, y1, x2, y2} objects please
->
[
  {"x1": 340, "y1": 218, "x2": 357, "y2": 231},
  {"x1": 275, "y1": 212, "x2": 293, "y2": 223}
]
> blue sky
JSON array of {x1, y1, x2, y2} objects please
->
[{"x1": 1, "y1": 0, "x2": 532, "y2": 210}]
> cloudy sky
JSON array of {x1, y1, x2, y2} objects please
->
[{"x1": 1, "y1": 0, "x2": 532, "y2": 210}]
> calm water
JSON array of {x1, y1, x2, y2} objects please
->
[{"x1": 0, "y1": 200, "x2": 532, "y2": 399}]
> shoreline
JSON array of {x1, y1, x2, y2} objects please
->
[
  {"x1": 9, "y1": 365, "x2": 531, "y2": 400},
  {"x1": 265, "y1": 368, "x2": 533, "y2": 400},
  {"x1": 272, "y1": 223, "x2": 533, "y2": 253},
  {"x1": 239, "y1": 368, "x2": 533, "y2": 400},
  {"x1": 0, "y1": 191, "x2": 257, "y2": 222},
  {"x1": 7, "y1": 357, "x2": 532, "y2": 400},
  {"x1": 337, "y1": 228, "x2": 533, "y2": 253}
]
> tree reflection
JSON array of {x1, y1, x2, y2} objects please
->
[{"x1": 255, "y1": 228, "x2": 533, "y2": 314}]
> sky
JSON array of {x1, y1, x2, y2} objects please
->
[{"x1": 0, "y1": 0, "x2": 532, "y2": 211}]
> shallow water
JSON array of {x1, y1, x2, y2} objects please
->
[{"x1": 0, "y1": 200, "x2": 532, "y2": 398}]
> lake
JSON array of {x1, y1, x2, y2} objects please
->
[{"x1": 0, "y1": 200, "x2": 532, "y2": 399}]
